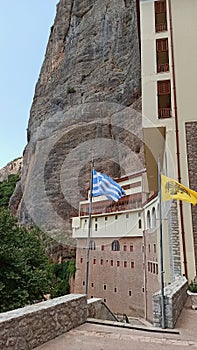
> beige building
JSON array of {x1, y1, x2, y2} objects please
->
[
  {"x1": 140, "y1": 0, "x2": 197, "y2": 281},
  {"x1": 72, "y1": 170, "x2": 149, "y2": 317}
]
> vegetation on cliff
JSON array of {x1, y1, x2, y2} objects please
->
[{"x1": 0, "y1": 173, "x2": 20, "y2": 209}]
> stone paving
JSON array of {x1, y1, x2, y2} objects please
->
[{"x1": 35, "y1": 299, "x2": 197, "y2": 350}]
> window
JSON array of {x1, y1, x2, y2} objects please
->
[
  {"x1": 148, "y1": 244, "x2": 151, "y2": 253},
  {"x1": 95, "y1": 223, "x2": 98, "y2": 231},
  {"x1": 83, "y1": 281, "x2": 85, "y2": 286},
  {"x1": 115, "y1": 215, "x2": 118, "y2": 220},
  {"x1": 154, "y1": 243, "x2": 157, "y2": 253},
  {"x1": 157, "y1": 80, "x2": 171, "y2": 118},
  {"x1": 156, "y1": 263, "x2": 159, "y2": 275},
  {"x1": 112, "y1": 240, "x2": 120, "y2": 251},
  {"x1": 103, "y1": 284, "x2": 107, "y2": 290},
  {"x1": 152, "y1": 207, "x2": 156, "y2": 228},
  {"x1": 123, "y1": 244, "x2": 127, "y2": 251},
  {"x1": 93, "y1": 258, "x2": 96, "y2": 264},
  {"x1": 124, "y1": 261, "x2": 127, "y2": 268},
  {"x1": 105, "y1": 216, "x2": 108, "y2": 221},
  {"x1": 129, "y1": 290, "x2": 132, "y2": 296},
  {"x1": 156, "y1": 38, "x2": 169, "y2": 73},
  {"x1": 131, "y1": 261, "x2": 135, "y2": 269},
  {"x1": 126, "y1": 213, "x2": 129, "y2": 219},
  {"x1": 114, "y1": 287, "x2": 117, "y2": 293},
  {"x1": 91, "y1": 282, "x2": 94, "y2": 287},
  {"x1": 130, "y1": 245, "x2": 134, "y2": 252},
  {"x1": 154, "y1": 0, "x2": 167, "y2": 32},
  {"x1": 100, "y1": 259, "x2": 103, "y2": 265},
  {"x1": 80, "y1": 257, "x2": 83, "y2": 263},
  {"x1": 89, "y1": 240, "x2": 96, "y2": 250},
  {"x1": 110, "y1": 260, "x2": 113, "y2": 266},
  {"x1": 147, "y1": 210, "x2": 151, "y2": 229},
  {"x1": 101, "y1": 245, "x2": 105, "y2": 251},
  {"x1": 138, "y1": 219, "x2": 142, "y2": 229},
  {"x1": 104, "y1": 298, "x2": 106, "y2": 302},
  {"x1": 117, "y1": 260, "x2": 120, "y2": 267}
]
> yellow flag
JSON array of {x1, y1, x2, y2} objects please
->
[{"x1": 161, "y1": 174, "x2": 197, "y2": 205}]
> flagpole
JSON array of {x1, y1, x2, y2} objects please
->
[
  {"x1": 85, "y1": 160, "x2": 94, "y2": 296},
  {"x1": 158, "y1": 158, "x2": 165, "y2": 329}
]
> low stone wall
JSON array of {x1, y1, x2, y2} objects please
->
[
  {"x1": 0, "y1": 294, "x2": 87, "y2": 350},
  {"x1": 87, "y1": 298, "x2": 118, "y2": 321},
  {"x1": 152, "y1": 276, "x2": 188, "y2": 328}
]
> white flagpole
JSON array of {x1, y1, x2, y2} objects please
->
[
  {"x1": 85, "y1": 160, "x2": 94, "y2": 295},
  {"x1": 158, "y1": 158, "x2": 165, "y2": 329}
]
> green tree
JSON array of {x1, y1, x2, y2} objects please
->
[
  {"x1": 0, "y1": 209, "x2": 51, "y2": 312},
  {"x1": 0, "y1": 173, "x2": 20, "y2": 209},
  {"x1": 50, "y1": 260, "x2": 76, "y2": 298}
]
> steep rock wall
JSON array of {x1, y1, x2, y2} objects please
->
[{"x1": 10, "y1": 0, "x2": 143, "y2": 244}]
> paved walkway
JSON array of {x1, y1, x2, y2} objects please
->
[{"x1": 35, "y1": 299, "x2": 197, "y2": 350}]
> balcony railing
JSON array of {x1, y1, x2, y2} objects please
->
[
  {"x1": 158, "y1": 108, "x2": 171, "y2": 118},
  {"x1": 156, "y1": 23, "x2": 167, "y2": 32},
  {"x1": 157, "y1": 63, "x2": 169, "y2": 73}
]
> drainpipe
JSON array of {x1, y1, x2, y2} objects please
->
[{"x1": 168, "y1": 0, "x2": 188, "y2": 278}]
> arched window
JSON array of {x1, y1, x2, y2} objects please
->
[
  {"x1": 89, "y1": 240, "x2": 96, "y2": 250},
  {"x1": 112, "y1": 240, "x2": 120, "y2": 251},
  {"x1": 147, "y1": 210, "x2": 151, "y2": 229},
  {"x1": 152, "y1": 207, "x2": 156, "y2": 228},
  {"x1": 138, "y1": 219, "x2": 142, "y2": 229}
]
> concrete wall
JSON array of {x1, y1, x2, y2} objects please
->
[
  {"x1": 152, "y1": 276, "x2": 188, "y2": 328},
  {"x1": 0, "y1": 294, "x2": 87, "y2": 350}
]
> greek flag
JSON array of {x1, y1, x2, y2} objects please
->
[{"x1": 92, "y1": 169, "x2": 126, "y2": 202}]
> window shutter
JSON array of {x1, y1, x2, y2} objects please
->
[
  {"x1": 155, "y1": 0, "x2": 166, "y2": 14},
  {"x1": 158, "y1": 80, "x2": 171, "y2": 95},
  {"x1": 156, "y1": 38, "x2": 168, "y2": 52}
]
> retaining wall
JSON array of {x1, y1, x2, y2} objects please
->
[
  {"x1": 0, "y1": 294, "x2": 87, "y2": 350},
  {"x1": 152, "y1": 276, "x2": 188, "y2": 328}
]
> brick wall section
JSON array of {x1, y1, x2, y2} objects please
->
[
  {"x1": 0, "y1": 294, "x2": 87, "y2": 350},
  {"x1": 152, "y1": 277, "x2": 187, "y2": 328},
  {"x1": 186, "y1": 122, "x2": 197, "y2": 272},
  {"x1": 168, "y1": 200, "x2": 181, "y2": 279}
]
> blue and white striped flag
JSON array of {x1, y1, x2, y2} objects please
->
[{"x1": 92, "y1": 169, "x2": 126, "y2": 202}]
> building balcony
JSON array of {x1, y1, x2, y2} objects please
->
[
  {"x1": 157, "y1": 63, "x2": 169, "y2": 73},
  {"x1": 158, "y1": 107, "x2": 171, "y2": 118},
  {"x1": 156, "y1": 23, "x2": 167, "y2": 32}
]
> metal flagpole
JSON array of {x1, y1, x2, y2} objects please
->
[
  {"x1": 158, "y1": 157, "x2": 165, "y2": 329},
  {"x1": 85, "y1": 160, "x2": 94, "y2": 296}
]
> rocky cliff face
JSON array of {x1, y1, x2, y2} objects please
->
[
  {"x1": 10, "y1": 0, "x2": 143, "y2": 244},
  {"x1": 0, "y1": 158, "x2": 23, "y2": 182}
]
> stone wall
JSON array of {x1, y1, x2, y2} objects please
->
[
  {"x1": 0, "y1": 294, "x2": 86, "y2": 350},
  {"x1": 186, "y1": 121, "x2": 197, "y2": 272},
  {"x1": 152, "y1": 276, "x2": 188, "y2": 328}
]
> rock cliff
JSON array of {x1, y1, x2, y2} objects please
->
[{"x1": 10, "y1": 0, "x2": 143, "y2": 245}]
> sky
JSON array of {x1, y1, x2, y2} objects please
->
[{"x1": 0, "y1": 1, "x2": 58, "y2": 169}]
